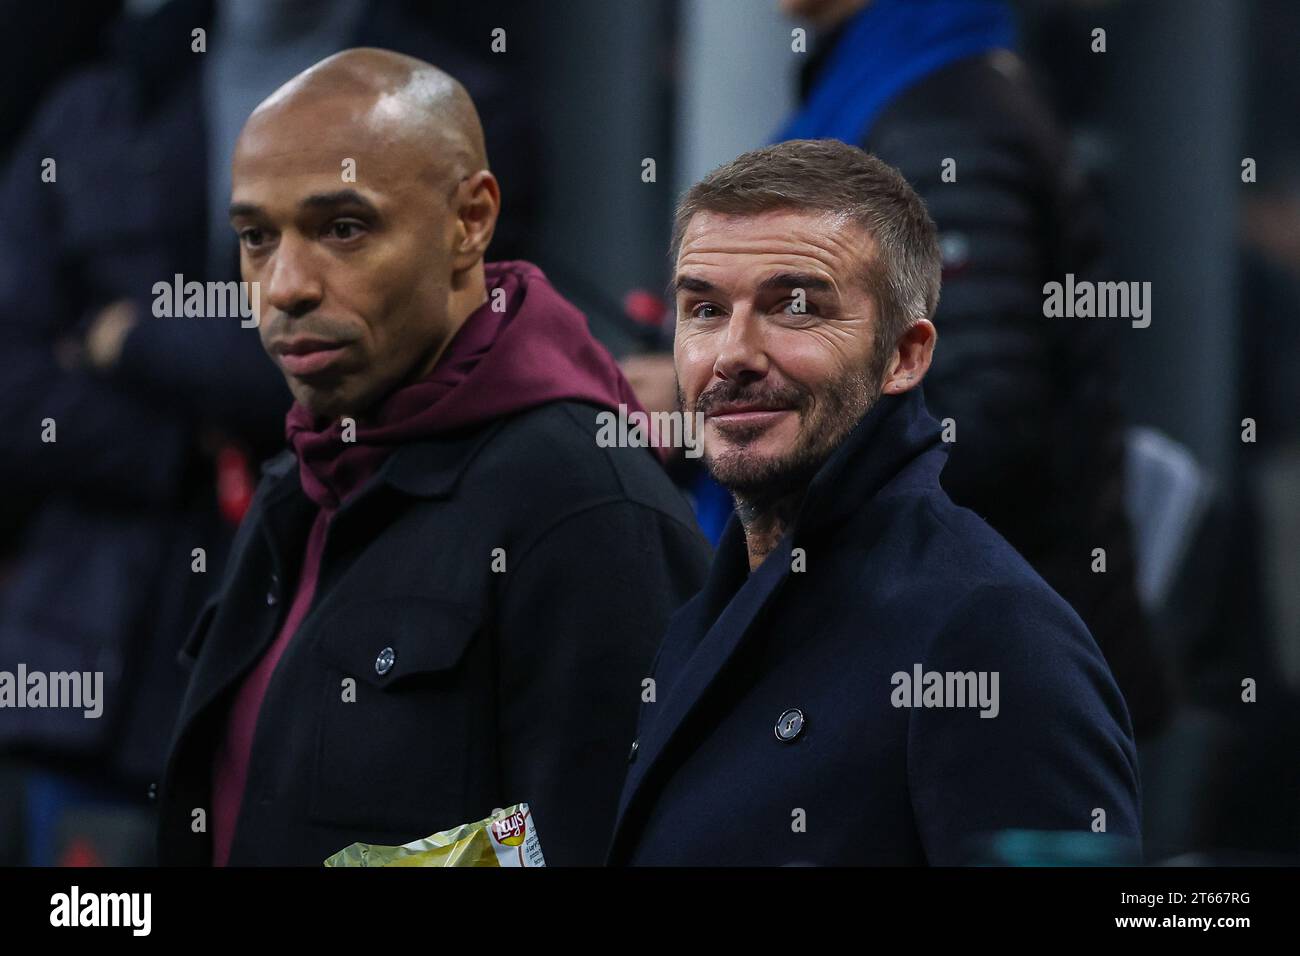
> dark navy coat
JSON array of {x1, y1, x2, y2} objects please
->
[{"x1": 608, "y1": 388, "x2": 1142, "y2": 865}]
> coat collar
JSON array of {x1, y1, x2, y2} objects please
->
[
  {"x1": 794, "y1": 386, "x2": 948, "y2": 539},
  {"x1": 610, "y1": 387, "x2": 946, "y2": 855},
  {"x1": 252, "y1": 419, "x2": 506, "y2": 613},
  {"x1": 260, "y1": 417, "x2": 509, "y2": 512}
]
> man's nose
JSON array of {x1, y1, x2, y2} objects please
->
[
  {"x1": 713, "y1": 306, "x2": 769, "y2": 384},
  {"x1": 263, "y1": 236, "x2": 323, "y2": 318}
]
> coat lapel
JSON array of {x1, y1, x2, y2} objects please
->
[
  {"x1": 175, "y1": 466, "x2": 314, "y2": 731},
  {"x1": 609, "y1": 391, "x2": 946, "y2": 857},
  {"x1": 613, "y1": 521, "x2": 794, "y2": 837}
]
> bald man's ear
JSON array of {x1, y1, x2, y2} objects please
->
[{"x1": 452, "y1": 170, "x2": 501, "y2": 271}]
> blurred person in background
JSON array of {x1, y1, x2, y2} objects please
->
[
  {"x1": 0, "y1": 0, "x2": 540, "y2": 866},
  {"x1": 0, "y1": 0, "x2": 124, "y2": 169},
  {"x1": 622, "y1": 0, "x2": 1170, "y2": 738}
]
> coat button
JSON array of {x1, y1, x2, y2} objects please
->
[
  {"x1": 774, "y1": 708, "x2": 805, "y2": 742},
  {"x1": 627, "y1": 739, "x2": 639, "y2": 763},
  {"x1": 266, "y1": 574, "x2": 279, "y2": 606},
  {"x1": 375, "y1": 646, "x2": 396, "y2": 676},
  {"x1": 146, "y1": 782, "x2": 158, "y2": 803}
]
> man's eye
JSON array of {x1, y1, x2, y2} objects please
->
[
  {"x1": 238, "y1": 227, "x2": 265, "y2": 248},
  {"x1": 327, "y1": 220, "x2": 365, "y2": 241},
  {"x1": 690, "y1": 303, "x2": 724, "y2": 320},
  {"x1": 782, "y1": 298, "x2": 817, "y2": 317}
]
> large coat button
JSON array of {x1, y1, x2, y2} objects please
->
[
  {"x1": 774, "y1": 708, "x2": 805, "y2": 742},
  {"x1": 375, "y1": 646, "x2": 396, "y2": 676}
]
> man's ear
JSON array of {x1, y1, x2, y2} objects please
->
[
  {"x1": 452, "y1": 170, "x2": 500, "y2": 270},
  {"x1": 881, "y1": 319, "x2": 936, "y2": 394}
]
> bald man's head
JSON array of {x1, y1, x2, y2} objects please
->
[
  {"x1": 248, "y1": 48, "x2": 488, "y2": 190},
  {"x1": 231, "y1": 48, "x2": 501, "y2": 420}
]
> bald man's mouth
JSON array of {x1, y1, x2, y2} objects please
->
[{"x1": 271, "y1": 335, "x2": 353, "y2": 377}]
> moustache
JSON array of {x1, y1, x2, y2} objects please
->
[
  {"x1": 694, "y1": 380, "x2": 809, "y2": 416},
  {"x1": 261, "y1": 315, "x2": 356, "y2": 342}
]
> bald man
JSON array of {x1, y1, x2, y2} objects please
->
[{"x1": 156, "y1": 49, "x2": 710, "y2": 866}]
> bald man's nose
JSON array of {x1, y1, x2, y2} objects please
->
[
  {"x1": 263, "y1": 237, "x2": 324, "y2": 319},
  {"x1": 713, "y1": 306, "x2": 770, "y2": 384}
]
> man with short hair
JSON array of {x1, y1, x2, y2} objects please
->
[
  {"x1": 607, "y1": 139, "x2": 1141, "y2": 866},
  {"x1": 156, "y1": 49, "x2": 710, "y2": 867}
]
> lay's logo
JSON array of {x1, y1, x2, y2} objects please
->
[{"x1": 491, "y1": 809, "x2": 527, "y2": 847}]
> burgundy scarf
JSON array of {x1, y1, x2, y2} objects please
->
[{"x1": 285, "y1": 260, "x2": 649, "y2": 507}]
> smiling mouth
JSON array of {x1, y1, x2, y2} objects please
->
[{"x1": 706, "y1": 406, "x2": 795, "y2": 427}]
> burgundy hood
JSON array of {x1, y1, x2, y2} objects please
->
[{"x1": 285, "y1": 260, "x2": 649, "y2": 508}]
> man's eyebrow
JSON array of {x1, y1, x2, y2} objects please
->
[
  {"x1": 756, "y1": 272, "x2": 834, "y2": 294},
  {"x1": 671, "y1": 274, "x2": 716, "y2": 295},
  {"x1": 228, "y1": 190, "x2": 381, "y2": 221},
  {"x1": 299, "y1": 189, "x2": 380, "y2": 215}
]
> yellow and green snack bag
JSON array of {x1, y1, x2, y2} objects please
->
[{"x1": 324, "y1": 803, "x2": 545, "y2": 867}]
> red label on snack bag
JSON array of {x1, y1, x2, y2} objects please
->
[{"x1": 491, "y1": 810, "x2": 527, "y2": 847}]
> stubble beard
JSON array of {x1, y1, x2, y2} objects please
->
[
  {"x1": 707, "y1": 362, "x2": 881, "y2": 505},
  {"x1": 684, "y1": 338, "x2": 888, "y2": 562}
]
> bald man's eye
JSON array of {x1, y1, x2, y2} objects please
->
[
  {"x1": 237, "y1": 227, "x2": 267, "y2": 250},
  {"x1": 325, "y1": 220, "x2": 367, "y2": 242}
]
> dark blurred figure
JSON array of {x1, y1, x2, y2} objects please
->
[
  {"x1": 766, "y1": 0, "x2": 1172, "y2": 740},
  {"x1": 0, "y1": 0, "x2": 125, "y2": 558},
  {"x1": 0, "y1": 0, "x2": 539, "y2": 865},
  {"x1": 0, "y1": 1, "x2": 124, "y2": 168}
]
